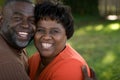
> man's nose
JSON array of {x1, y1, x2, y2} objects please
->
[{"x1": 22, "y1": 20, "x2": 29, "y2": 28}]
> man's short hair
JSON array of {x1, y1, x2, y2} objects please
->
[{"x1": 4, "y1": 0, "x2": 32, "y2": 5}]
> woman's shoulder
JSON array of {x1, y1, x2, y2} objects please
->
[{"x1": 60, "y1": 44, "x2": 86, "y2": 64}]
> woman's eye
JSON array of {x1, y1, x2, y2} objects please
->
[
  {"x1": 37, "y1": 28, "x2": 45, "y2": 33},
  {"x1": 51, "y1": 30, "x2": 59, "y2": 34}
]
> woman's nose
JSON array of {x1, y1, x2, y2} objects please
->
[{"x1": 42, "y1": 33, "x2": 52, "y2": 40}]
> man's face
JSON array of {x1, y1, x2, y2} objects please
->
[{"x1": 1, "y1": 1, "x2": 36, "y2": 49}]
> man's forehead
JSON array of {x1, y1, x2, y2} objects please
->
[
  {"x1": 13, "y1": 2, "x2": 33, "y2": 8},
  {"x1": 4, "y1": 0, "x2": 34, "y2": 9},
  {"x1": 4, "y1": 1, "x2": 34, "y2": 17},
  {"x1": 8, "y1": 1, "x2": 33, "y2": 6},
  {"x1": 5, "y1": 0, "x2": 32, "y2": 5},
  {"x1": 12, "y1": 2, "x2": 34, "y2": 15}
]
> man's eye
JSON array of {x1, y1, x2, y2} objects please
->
[
  {"x1": 29, "y1": 20, "x2": 35, "y2": 25},
  {"x1": 29, "y1": 18, "x2": 35, "y2": 24},
  {"x1": 13, "y1": 17, "x2": 21, "y2": 21}
]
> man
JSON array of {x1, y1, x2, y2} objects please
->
[{"x1": 0, "y1": 0, "x2": 35, "y2": 79}]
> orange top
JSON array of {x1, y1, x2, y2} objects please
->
[{"x1": 29, "y1": 44, "x2": 90, "y2": 80}]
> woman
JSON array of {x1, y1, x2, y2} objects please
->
[{"x1": 29, "y1": 1, "x2": 91, "y2": 80}]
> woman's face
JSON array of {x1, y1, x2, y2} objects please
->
[{"x1": 34, "y1": 19, "x2": 67, "y2": 58}]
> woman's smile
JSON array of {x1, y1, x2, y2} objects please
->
[{"x1": 41, "y1": 43, "x2": 52, "y2": 49}]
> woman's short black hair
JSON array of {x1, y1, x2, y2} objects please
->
[{"x1": 34, "y1": 0, "x2": 74, "y2": 39}]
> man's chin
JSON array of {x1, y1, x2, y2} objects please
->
[{"x1": 16, "y1": 41, "x2": 29, "y2": 49}]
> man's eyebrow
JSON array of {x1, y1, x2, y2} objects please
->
[{"x1": 13, "y1": 12, "x2": 22, "y2": 16}]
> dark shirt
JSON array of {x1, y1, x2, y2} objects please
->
[{"x1": 0, "y1": 35, "x2": 30, "y2": 80}]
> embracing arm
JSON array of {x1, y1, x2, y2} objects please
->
[{"x1": 82, "y1": 65, "x2": 97, "y2": 80}]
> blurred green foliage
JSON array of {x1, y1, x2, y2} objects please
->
[
  {"x1": 70, "y1": 15, "x2": 120, "y2": 80},
  {"x1": 63, "y1": 0, "x2": 99, "y2": 15},
  {"x1": 0, "y1": 0, "x2": 4, "y2": 6}
]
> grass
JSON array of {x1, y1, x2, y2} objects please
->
[{"x1": 26, "y1": 15, "x2": 120, "y2": 80}]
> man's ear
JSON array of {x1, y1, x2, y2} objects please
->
[
  {"x1": 0, "y1": 14, "x2": 3, "y2": 26},
  {"x1": 0, "y1": 7, "x2": 2, "y2": 21},
  {"x1": 0, "y1": 7, "x2": 3, "y2": 27},
  {"x1": 0, "y1": 14, "x2": 3, "y2": 30}
]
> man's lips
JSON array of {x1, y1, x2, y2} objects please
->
[{"x1": 17, "y1": 32, "x2": 29, "y2": 40}]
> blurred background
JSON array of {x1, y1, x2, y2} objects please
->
[{"x1": 0, "y1": 0, "x2": 120, "y2": 80}]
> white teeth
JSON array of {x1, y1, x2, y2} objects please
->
[
  {"x1": 18, "y1": 32, "x2": 28, "y2": 38},
  {"x1": 42, "y1": 43, "x2": 52, "y2": 49}
]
